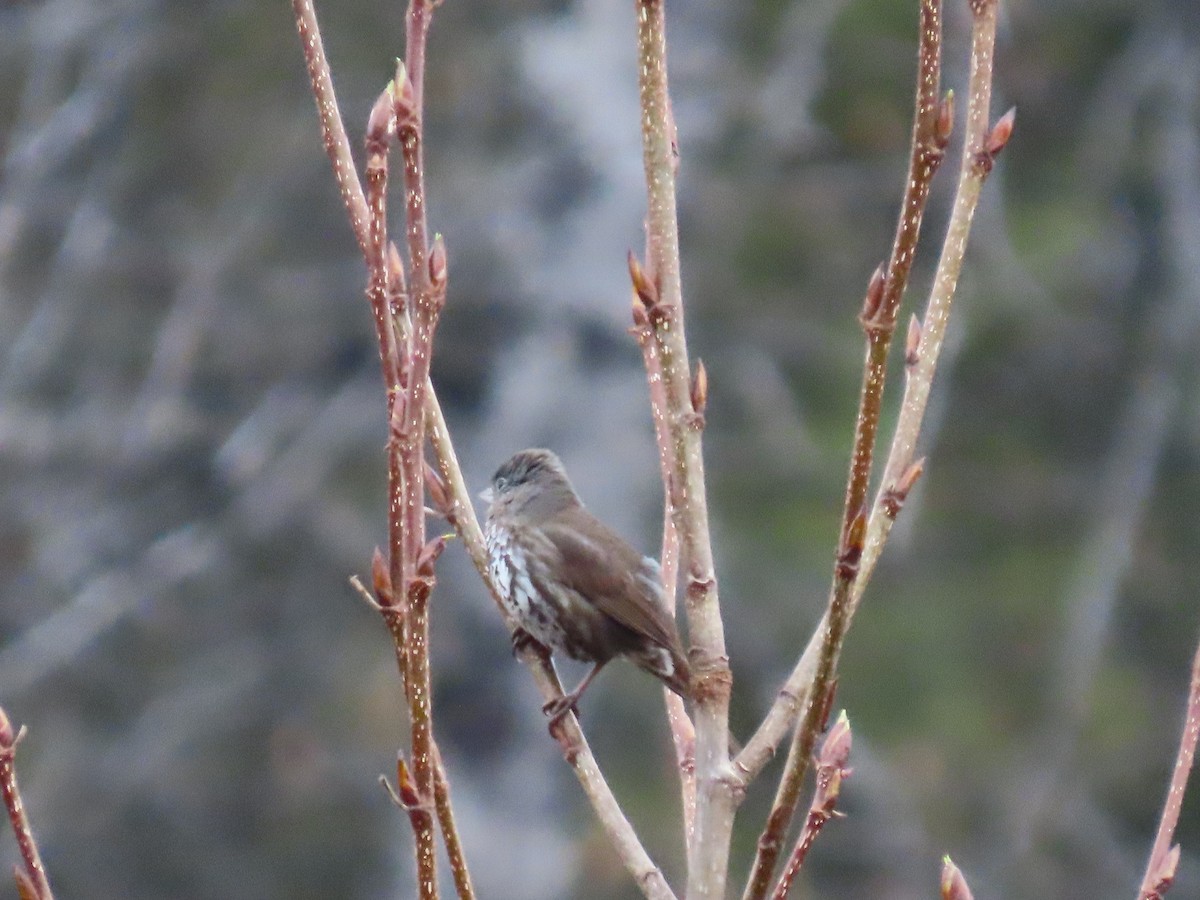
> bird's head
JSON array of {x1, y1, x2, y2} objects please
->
[{"x1": 480, "y1": 448, "x2": 580, "y2": 517}]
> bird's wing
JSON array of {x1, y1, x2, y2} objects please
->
[{"x1": 538, "y1": 514, "x2": 682, "y2": 652}]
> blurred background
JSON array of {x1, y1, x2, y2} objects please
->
[{"x1": 2, "y1": 0, "x2": 1199, "y2": 896}]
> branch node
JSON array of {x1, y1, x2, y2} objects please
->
[
  {"x1": 688, "y1": 651, "x2": 733, "y2": 705},
  {"x1": 351, "y1": 573, "x2": 386, "y2": 612},
  {"x1": 881, "y1": 458, "x2": 926, "y2": 519},
  {"x1": 1144, "y1": 844, "x2": 1181, "y2": 899},
  {"x1": 835, "y1": 509, "x2": 866, "y2": 582}
]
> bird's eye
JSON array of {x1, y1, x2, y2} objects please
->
[{"x1": 494, "y1": 476, "x2": 508, "y2": 491}]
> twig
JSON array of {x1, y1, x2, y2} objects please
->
[
  {"x1": 0, "y1": 708, "x2": 53, "y2": 900},
  {"x1": 843, "y1": 0, "x2": 947, "y2": 565},
  {"x1": 390, "y1": 31, "x2": 447, "y2": 895},
  {"x1": 1135, "y1": 635, "x2": 1200, "y2": 900},
  {"x1": 858, "y1": 0, "x2": 1011, "y2": 597},
  {"x1": 387, "y1": 755, "x2": 438, "y2": 898},
  {"x1": 630, "y1": 255, "x2": 697, "y2": 838},
  {"x1": 741, "y1": 513, "x2": 864, "y2": 900},
  {"x1": 294, "y1": 3, "x2": 457, "y2": 896},
  {"x1": 291, "y1": 0, "x2": 370, "y2": 256},
  {"x1": 735, "y1": 0, "x2": 946, "y2": 789},
  {"x1": 735, "y1": 0, "x2": 1010, "y2": 789},
  {"x1": 632, "y1": 2, "x2": 734, "y2": 895},
  {"x1": 433, "y1": 745, "x2": 475, "y2": 900},
  {"x1": 768, "y1": 712, "x2": 852, "y2": 900},
  {"x1": 729, "y1": 0, "x2": 945, "y2": 787}
]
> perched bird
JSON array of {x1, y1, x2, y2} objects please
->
[{"x1": 481, "y1": 448, "x2": 691, "y2": 724}]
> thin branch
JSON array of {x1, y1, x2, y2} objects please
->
[
  {"x1": 768, "y1": 712, "x2": 852, "y2": 900},
  {"x1": 741, "y1": 513, "x2": 864, "y2": 900},
  {"x1": 734, "y1": 0, "x2": 1008, "y2": 789},
  {"x1": 1136, "y1": 635, "x2": 1200, "y2": 900},
  {"x1": 433, "y1": 746, "x2": 475, "y2": 900},
  {"x1": 735, "y1": 0, "x2": 945, "y2": 788},
  {"x1": 630, "y1": 255, "x2": 697, "y2": 838},
  {"x1": 0, "y1": 709, "x2": 53, "y2": 900},
  {"x1": 859, "y1": 1, "x2": 1010, "y2": 593},
  {"x1": 843, "y1": 0, "x2": 946, "y2": 563},
  {"x1": 390, "y1": 42, "x2": 445, "y2": 899},
  {"x1": 294, "y1": 3, "x2": 459, "y2": 896},
  {"x1": 388, "y1": 755, "x2": 439, "y2": 899},
  {"x1": 291, "y1": 0, "x2": 370, "y2": 257},
  {"x1": 405, "y1": 576, "x2": 439, "y2": 898},
  {"x1": 632, "y1": 1, "x2": 734, "y2": 895}
]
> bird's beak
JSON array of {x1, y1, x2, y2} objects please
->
[{"x1": 478, "y1": 486, "x2": 494, "y2": 505}]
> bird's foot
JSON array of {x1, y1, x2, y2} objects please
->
[
  {"x1": 542, "y1": 691, "x2": 581, "y2": 727},
  {"x1": 547, "y1": 716, "x2": 583, "y2": 762}
]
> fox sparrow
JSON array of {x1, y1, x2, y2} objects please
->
[{"x1": 481, "y1": 448, "x2": 692, "y2": 724}]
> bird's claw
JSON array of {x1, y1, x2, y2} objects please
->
[{"x1": 542, "y1": 693, "x2": 579, "y2": 726}]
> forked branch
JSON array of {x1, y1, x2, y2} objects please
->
[{"x1": 736, "y1": 0, "x2": 1011, "y2": 798}]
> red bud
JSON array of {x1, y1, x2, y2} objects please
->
[
  {"x1": 934, "y1": 90, "x2": 954, "y2": 149},
  {"x1": 627, "y1": 250, "x2": 659, "y2": 308},
  {"x1": 860, "y1": 264, "x2": 886, "y2": 324},
  {"x1": 940, "y1": 857, "x2": 974, "y2": 900},
  {"x1": 428, "y1": 234, "x2": 447, "y2": 289},
  {"x1": 14, "y1": 868, "x2": 38, "y2": 900},
  {"x1": 365, "y1": 88, "x2": 396, "y2": 153},
  {"x1": 393, "y1": 60, "x2": 417, "y2": 124},
  {"x1": 819, "y1": 710, "x2": 853, "y2": 770},
  {"x1": 985, "y1": 107, "x2": 1016, "y2": 157},
  {"x1": 905, "y1": 314, "x2": 922, "y2": 366},
  {"x1": 387, "y1": 242, "x2": 407, "y2": 296},
  {"x1": 690, "y1": 360, "x2": 708, "y2": 417},
  {"x1": 371, "y1": 548, "x2": 393, "y2": 604}
]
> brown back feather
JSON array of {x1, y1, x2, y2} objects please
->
[{"x1": 538, "y1": 509, "x2": 685, "y2": 656}]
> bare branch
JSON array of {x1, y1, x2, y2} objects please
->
[
  {"x1": 768, "y1": 712, "x2": 852, "y2": 900},
  {"x1": 0, "y1": 709, "x2": 53, "y2": 900},
  {"x1": 736, "y1": 0, "x2": 1006, "y2": 788},
  {"x1": 291, "y1": 0, "x2": 370, "y2": 256},
  {"x1": 630, "y1": 252, "x2": 697, "y2": 834},
  {"x1": 633, "y1": 1, "x2": 735, "y2": 894},
  {"x1": 1136, "y1": 636, "x2": 1200, "y2": 900}
]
